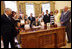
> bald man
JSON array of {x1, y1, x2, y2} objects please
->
[
  {"x1": 60, "y1": 6, "x2": 71, "y2": 43},
  {"x1": 1, "y1": 8, "x2": 16, "y2": 48}
]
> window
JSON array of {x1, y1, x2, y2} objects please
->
[
  {"x1": 4, "y1": 1, "x2": 17, "y2": 12},
  {"x1": 26, "y1": 3, "x2": 35, "y2": 17},
  {"x1": 42, "y1": 3, "x2": 50, "y2": 15}
]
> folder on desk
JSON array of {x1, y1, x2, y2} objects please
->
[{"x1": 21, "y1": 20, "x2": 25, "y2": 24}]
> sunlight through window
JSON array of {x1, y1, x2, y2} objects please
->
[
  {"x1": 26, "y1": 3, "x2": 35, "y2": 17},
  {"x1": 42, "y1": 3, "x2": 50, "y2": 14},
  {"x1": 4, "y1": 1, "x2": 17, "y2": 12}
]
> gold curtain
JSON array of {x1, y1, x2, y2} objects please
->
[
  {"x1": 50, "y1": 1, "x2": 55, "y2": 13},
  {"x1": 19, "y1": 3, "x2": 26, "y2": 15},
  {"x1": 1, "y1": 1, "x2": 5, "y2": 15},
  {"x1": 34, "y1": 3, "x2": 41, "y2": 17}
]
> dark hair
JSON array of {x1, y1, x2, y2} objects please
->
[
  {"x1": 46, "y1": 10, "x2": 48, "y2": 12},
  {"x1": 10, "y1": 11, "x2": 16, "y2": 18},
  {"x1": 50, "y1": 11, "x2": 53, "y2": 13},
  {"x1": 12, "y1": 11, "x2": 16, "y2": 14}
]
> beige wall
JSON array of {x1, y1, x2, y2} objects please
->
[{"x1": 55, "y1": 1, "x2": 71, "y2": 12}]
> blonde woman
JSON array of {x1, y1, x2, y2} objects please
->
[
  {"x1": 54, "y1": 10, "x2": 61, "y2": 26},
  {"x1": 38, "y1": 14, "x2": 43, "y2": 22}
]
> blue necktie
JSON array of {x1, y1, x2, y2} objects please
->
[{"x1": 31, "y1": 17, "x2": 32, "y2": 20}]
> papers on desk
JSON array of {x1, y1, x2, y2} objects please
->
[
  {"x1": 20, "y1": 20, "x2": 25, "y2": 24},
  {"x1": 25, "y1": 24, "x2": 30, "y2": 29},
  {"x1": 33, "y1": 26, "x2": 41, "y2": 28},
  {"x1": 41, "y1": 22, "x2": 44, "y2": 26}
]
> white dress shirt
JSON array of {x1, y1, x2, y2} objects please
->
[
  {"x1": 5, "y1": 13, "x2": 11, "y2": 20},
  {"x1": 63, "y1": 10, "x2": 68, "y2": 15},
  {"x1": 5, "y1": 13, "x2": 9, "y2": 18},
  {"x1": 46, "y1": 14, "x2": 48, "y2": 16}
]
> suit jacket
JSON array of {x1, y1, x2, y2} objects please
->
[
  {"x1": 18, "y1": 16, "x2": 22, "y2": 20},
  {"x1": 1, "y1": 14, "x2": 18, "y2": 37},
  {"x1": 28, "y1": 17, "x2": 35, "y2": 24},
  {"x1": 10, "y1": 17, "x2": 19, "y2": 37},
  {"x1": 43, "y1": 14, "x2": 50, "y2": 24},
  {"x1": 60, "y1": 10, "x2": 71, "y2": 26}
]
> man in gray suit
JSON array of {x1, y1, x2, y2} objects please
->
[{"x1": 60, "y1": 6, "x2": 71, "y2": 43}]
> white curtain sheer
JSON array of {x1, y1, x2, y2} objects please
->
[
  {"x1": 4, "y1": 1, "x2": 17, "y2": 12},
  {"x1": 26, "y1": 3, "x2": 35, "y2": 17},
  {"x1": 42, "y1": 3, "x2": 50, "y2": 14}
]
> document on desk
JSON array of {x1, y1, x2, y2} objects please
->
[
  {"x1": 21, "y1": 20, "x2": 25, "y2": 24},
  {"x1": 25, "y1": 24, "x2": 30, "y2": 29},
  {"x1": 33, "y1": 26, "x2": 41, "y2": 28}
]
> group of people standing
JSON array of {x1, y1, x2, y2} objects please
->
[{"x1": 1, "y1": 6, "x2": 71, "y2": 48}]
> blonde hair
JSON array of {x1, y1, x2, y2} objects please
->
[
  {"x1": 39, "y1": 14, "x2": 42, "y2": 16},
  {"x1": 39, "y1": 14, "x2": 42, "y2": 18}
]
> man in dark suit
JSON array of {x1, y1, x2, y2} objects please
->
[
  {"x1": 60, "y1": 6, "x2": 71, "y2": 43},
  {"x1": 33, "y1": 18, "x2": 41, "y2": 26},
  {"x1": 1, "y1": 8, "x2": 17, "y2": 48},
  {"x1": 28, "y1": 13, "x2": 35, "y2": 28},
  {"x1": 43, "y1": 10, "x2": 50, "y2": 24}
]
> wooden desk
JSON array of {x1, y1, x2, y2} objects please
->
[{"x1": 20, "y1": 26, "x2": 66, "y2": 48}]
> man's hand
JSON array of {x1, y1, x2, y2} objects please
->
[
  {"x1": 17, "y1": 22, "x2": 20, "y2": 26},
  {"x1": 16, "y1": 27, "x2": 18, "y2": 30}
]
